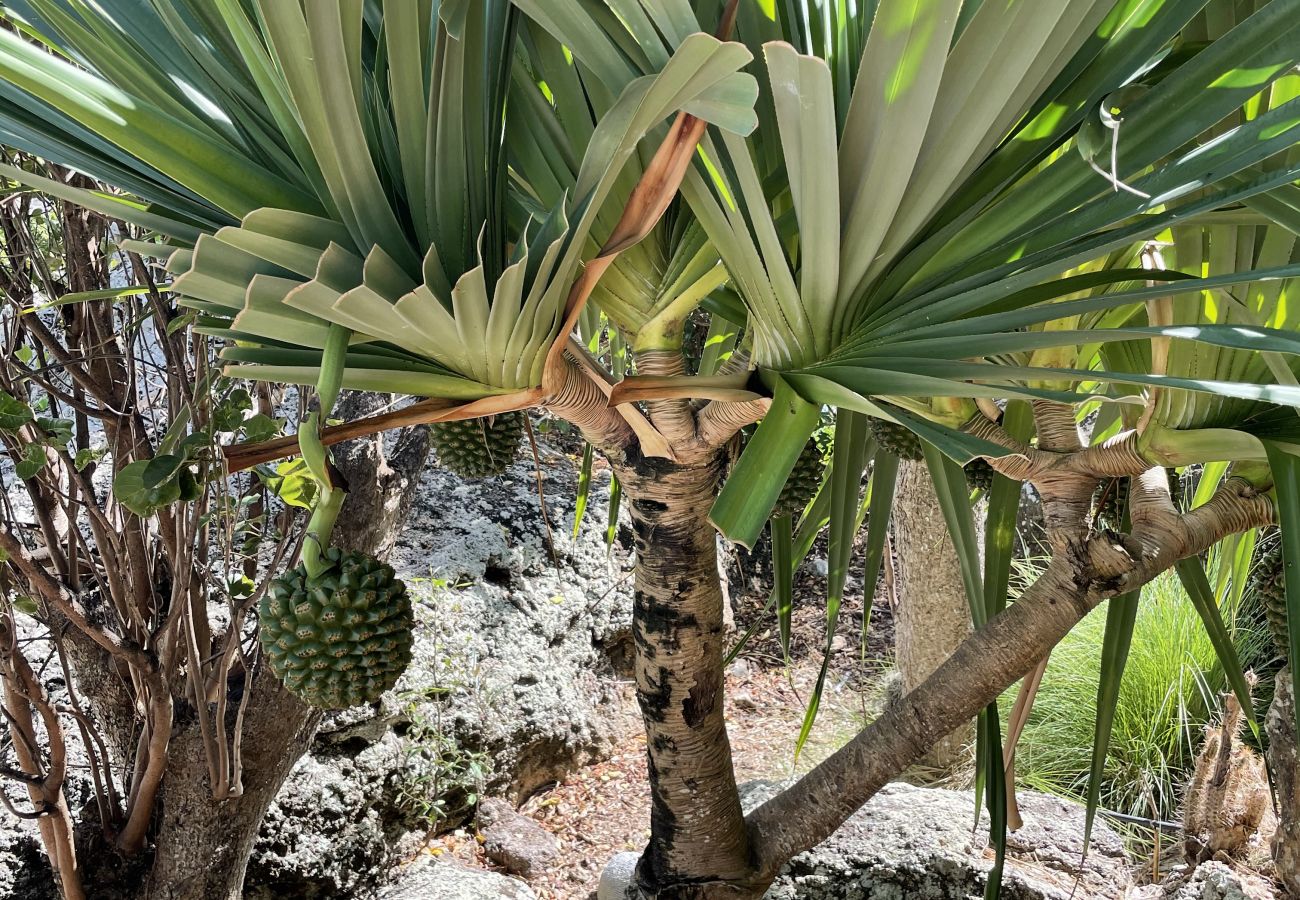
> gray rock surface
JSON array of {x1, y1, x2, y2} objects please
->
[
  {"x1": 381, "y1": 855, "x2": 538, "y2": 899},
  {"x1": 479, "y1": 797, "x2": 560, "y2": 878},
  {"x1": 244, "y1": 450, "x2": 635, "y2": 897},
  {"x1": 1131, "y1": 862, "x2": 1278, "y2": 900},
  {"x1": 746, "y1": 780, "x2": 1131, "y2": 900},
  {"x1": 601, "y1": 781, "x2": 1132, "y2": 899}
]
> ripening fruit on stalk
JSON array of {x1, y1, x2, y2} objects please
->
[
  {"x1": 259, "y1": 547, "x2": 414, "y2": 709},
  {"x1": 773, "y1": 436, "x2": 826, "y2": 520},
  {"x1": 866, "y1": 418, "x2": 923, "y2": 461},
  {"x1": 1248, "y1": 539, "x2": 1288, "y2": 656},
  {"x1": 964, "y1": 458, "x2": 996, "y2": 494},
  {"x1": 430, "y1": 413, "x2": 525, "y2": 478}
]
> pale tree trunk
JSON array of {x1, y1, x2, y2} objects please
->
[
  {"x1": 892, "y1": 458, "x2": 983, "y2": 772},
  {"x1": 1268, "y1": 667, "x2": 1300, "y2": 897},
  {"x1": 617, "y1": 450, "x2": 759, "y2": 899}
]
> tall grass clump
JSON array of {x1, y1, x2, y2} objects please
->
[{"x1": 1011, "y1": 560, "x2": 1273, "y2": 823}]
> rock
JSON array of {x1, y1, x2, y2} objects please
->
[
  {"x1": 381, "y1": 855, "x2": 537, "y2": 899},
  {"x1": 478, "y1": 798, "x2": 559, "y2": 878},
  {"x1": 1132, "y1": 862, "x2": 1278, "y2": 900},
  {"x1": 598, "y1": 851, "x2": 640, "y2": 900},
  {"x1": 0, "y1": 822, "x2": 51, "y2": 900},
  {"x1": 244, "y1": 732, "x2": 411, "y2": 899},
  {"x1": 733, "y1": 690, "x2": 758, "y2": 712},
  {"x1": 744, "y1": 780, "x2": 1132, "y2": 900},
  {"x1": 246, "y1": 451, "x2": 635, "y2": 896},
  {"x1": 602, "y1": 781, "x2": 1131, "y2": 900}
]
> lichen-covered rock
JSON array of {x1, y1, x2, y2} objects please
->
[
  {"x1": 743, "y1": 781, "x2": 1131, "y2": 900},
  {"x1": 245, "y1": 450, "x2": 635, "y2": 896},
  {"x1": 601, "y1": 782, "x2": 1130, "y2": 899},
  {"x1": 381, "y1": 856, "x2": 538, "y2": 899},
  {"x1": 1131, "y1": 862, "x2": 1278, "y2": 900}
]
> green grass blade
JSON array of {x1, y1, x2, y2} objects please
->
[
  {"x1": 1174, "y1": 556, "x2": 1260, "y2": 741},
  {"x1": 859, "y1": 452, "x2": 899, "y2": 649},
  {"x1": 605, "y1": 474, "x2": 622, "y2": 548},
  {"x1": 920, "y1": 440, "x2": 985, "y2": 622},
  {"x1": 725, "y1": 474, "x2": 833, "y2": 666},
  {"x1": 793, "y1": 413, "x2": 873, "y2": 761},
  {"x1": 773, "y1": 514, "x2": 795, "y2": 664},
  {"x1": 572, "y1": 442, "x2": 594, "y2": 540},
  {"x1": 982, "y1": 703, "x2": 1007, "y2": 900},
  {"x1": 1083, "y1": 588, "x2": 1140, "y2": 853}
]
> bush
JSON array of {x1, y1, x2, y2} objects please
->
[{"x1": 1011, "y1": 561, "x2": 1272, "y2": 823}]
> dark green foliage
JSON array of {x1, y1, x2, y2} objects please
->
[
  {"x1": 866, "y1": 417, "x2": 922, "y2": 461},
  {"x1": 260, "y1": 547, "x2": 414, "y2": 709},
  {"x1": 430, "y1": 413, "x2": 525, "y2": 478}
]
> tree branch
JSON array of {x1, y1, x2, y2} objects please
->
[
  {"x1": 745, "y1": 477, "x2": 1273, "y2": 880},
  {"x1": 0, "y1": 530, "x2": 152, "y2": 672}
]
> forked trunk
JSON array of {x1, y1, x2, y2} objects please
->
[
  {"x1": 136, "y1": 666, "x2": 315, "y2": 900},
  {"x1": 619, "y1": 451, "x2": 758, "y2": 898}
]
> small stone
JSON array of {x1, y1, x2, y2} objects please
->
[
  {"x1": 478, "y1": 798, "x2": 559, "y2": 879},
  {"x1": 382, "y1": 857, "x2": 536, "y2": 899},
  {"x1": 733, "y1": 692, "x2": 758, "y2": 712}
]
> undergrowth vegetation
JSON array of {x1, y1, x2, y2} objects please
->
[{"x1": 1011, "y1": 561, "x2": 1274, "y2": 823}]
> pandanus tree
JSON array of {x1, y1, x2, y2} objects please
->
[{"x1": 3, "y1": 0, "x2": 1300, "y2": 898}]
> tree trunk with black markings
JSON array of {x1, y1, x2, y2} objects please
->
[{"x1": 617, "y1": 450, "x2": 757, "y2": 898}]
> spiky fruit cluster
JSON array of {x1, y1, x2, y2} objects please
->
[
  {"x1": 774, "y1": 437, "x2": 825, "y2": 519},
  {"x1": 259, "y1": 548, "x2": 414, "y2": 708},
  {"x1": 964, "y1": 458, "x2": 996, "y2": 493},
  {"x1": 867, "y1": 418, "x2": 922, "y2": 461},
  {"x1": 1248, "y1": 540, "x2": 1288, "y2": 655},
  {"x1": 1093, "y1": 477, "x2": 1130, "y2": 530},
  {"x1": 430, "y1": 413, "x2": 524, "y2": 478}
]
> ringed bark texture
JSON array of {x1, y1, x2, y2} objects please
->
[{"x1": 620, "y1": 450, "x2": 756, "y2": 898}]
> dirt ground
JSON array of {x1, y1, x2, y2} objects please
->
[{"x1": 421, "y1": 559, "x2": 893, "y2": 899}]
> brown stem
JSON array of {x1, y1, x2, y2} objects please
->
[
  {"x1": 543, "y1": 355, "x2": 638, "y2": 459},
  {"x1": 744, "y1": 478, "x2": 1272, "y2": 883},
  {"x1": 1, "y1": 615, "x2": 85, "y2": 900},
  {"x1": 0, "y1": 530, "x2": 152, "y2": 671},
  {"x1": 618, "y1": 451, "x2": 757, "y2": 897}
]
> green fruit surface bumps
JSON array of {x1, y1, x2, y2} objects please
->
[
  {"x1": 1249, "y1": 540, "x2": 1288, "y2": 656},
  {"x1": 867, "y1": 418, "x2": 922, "y2": 461},
  {"x1": 774, "y1": 438, "x2": 825, "y2": 519},
  {"x1": 1093, "y1": 477, "x2": 1129, "y2": 530},
  {"x1": 260, "y1": 547, "x2": 414, "y2": 708},
  {"x1": 430, "y1": 413, "x2": 524, "y2": 478}
]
